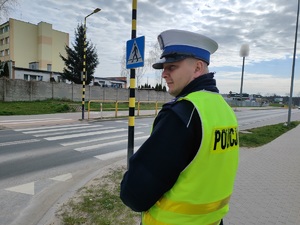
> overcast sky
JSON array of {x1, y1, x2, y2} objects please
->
[{"x1": 4, "y1": 0, "x2": 300, "y2": 96}]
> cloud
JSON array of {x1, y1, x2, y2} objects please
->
[
  {"x1": 7, "y1": 0, "x2": 300, "y2": 96},
  {"x1": 216, "y1": 70, "x2": 300, "y2": 96}
]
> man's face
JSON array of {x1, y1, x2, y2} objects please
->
[{"x1": 162, "y1": 58, "x2": 197, "y2": 97}]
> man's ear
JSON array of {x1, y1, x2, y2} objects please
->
[{"x1": 194, "y1": 60, "x2": 205, "y2": 75}]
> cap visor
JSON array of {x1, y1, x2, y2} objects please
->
[{"x1": 152, "y1": 55, "x2": 190, "y2": 69}]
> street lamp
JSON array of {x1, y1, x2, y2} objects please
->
[
  {"x1": 82, "y1": 8, "x2": 101, "y2": 120},
  {"x1": 239, "y1": 44, "x2": 249, "y2": 107},
  {"x1": 288, "y1": 0, "x2": 299, "y2": 125}
]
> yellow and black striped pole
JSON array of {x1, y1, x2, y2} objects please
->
[
  {"x1": 82, "y1": 18, "x2": 87, "y2": 120},
  {"x1": 127, "y1": 0, "x2": 137, "y2": 167}
]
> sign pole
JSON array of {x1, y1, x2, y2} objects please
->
[{"x1": 127, "y1": 0, "x2": 137, "y2": 168}]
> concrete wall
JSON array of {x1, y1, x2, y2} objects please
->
[{"x1": 0, "y1": 78, "x2": 173, "y2": 102}]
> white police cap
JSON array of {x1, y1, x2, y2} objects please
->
[{"x1": 152, "y1": 29, "x2": 218, "y2": 69}]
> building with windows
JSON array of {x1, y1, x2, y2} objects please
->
[
  {"x1": 93, "y1": 77, "x2": 127, "y2": 88},
  {"x1": 0, "y1": 18, "x2": 69, "y2": 81}
]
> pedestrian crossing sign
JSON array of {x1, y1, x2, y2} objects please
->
[{"x1": 126, "y1": 36, "x2": 145, "y2": 69}]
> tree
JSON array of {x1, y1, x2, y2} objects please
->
[
  {"x1": 135, "y1": 65, "x2": 147, "y2": 87},
  {"x1": 0, "y1": 61, "x2": 9, "y2": 78},
  {"x1": 153, "y1": 83, "x2": 167, "y2": 92},
  {"x1": 0, "y1": 60, "x2": 3, "y2": 76},
  {"x1": 3, "y1": 61, "x2": 8, "y2": 77},
  {"x1": 120, "y1": 46, "x2": 130, "y2": 80},
  {"x1": 60, "y1": 24, "x2": 99, "y2": 84},
  {"x1": 0, "y1": 0, "x2": 18, "y2": 22},
  {"x1": 147, "y1": 42, "x2": 163, "y2": 85}
]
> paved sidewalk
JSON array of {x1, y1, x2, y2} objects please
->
[{"x1": 225, "y1": 124, "x2": 300, "y2": 225}]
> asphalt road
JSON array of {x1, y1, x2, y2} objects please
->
[
  {"x1": 0, "y1": 117, "x2": 152, "y2": 225},
  {"x1": 0, "y1": 108, "x2": 300, "y2": 225}
]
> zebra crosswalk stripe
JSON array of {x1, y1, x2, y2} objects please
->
[
  {"x1": 0, "y1": 139, "x2": 41, "y2": 147},
  {"x1": 61, "y1": 132, "x2": 144, "y2": 146},
  {"x1": 74, "y1": 136, "x2": 148, "y2": 152},
  {"x1": 94, "y1": 146, "x2": 140, "y2": 160},
  {"x1": 21, "y1": 124, "x2": 104, "y2": 134},
  {"x1": 44, "y1": 128, "x2": 127, "y2": 141}
]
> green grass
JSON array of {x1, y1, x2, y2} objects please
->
[
  {"x1": 269, "y1": 103, "x2": 285, "y2": 107},
  {"x1": 0, "y1": 100, "x2": 73, "y2": 115},
  {"x1": 57, "y1": 167, "x2": 140, "y2": 225},
  {"x1": 239, "y1": 121, "x2": 300, "y2": 147}
]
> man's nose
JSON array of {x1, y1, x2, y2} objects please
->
[{"x1": 162, "y1": 69, "x2": 168, "y2": 78}]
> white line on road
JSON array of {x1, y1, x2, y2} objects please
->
[
  {"x1": 14, "y1": 124, "x2": 88, "y2": 132},
  {"x1": 74, "y1": 135, "x2": 148, "y2": 152},
  {"x1": 0, "y1": 139, "x2": 41, "y2": 147},
  {"x1": 0, "y1": 118, "x2": 72, "y2": 125},
  {"x1": 61, "y1": 132, "x2": 144, "y2": 146},
  {"x1": 33, "y1": 127, "x2": 115, "y2": 137},
  {"x1": 22, "y1": 124, "x2": 103, "y2": 134},
  {"x1": 94, "y1": 146, "x2": 140, "y2": 160},
  {"x1": 44, "y1": 128, "x2": 128, "y2": 141}
]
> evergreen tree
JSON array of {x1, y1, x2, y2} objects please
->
[
  {"x1": 60, "y1": 24, "x2": 99, "y2": 84},
  {"x1": 0, "y1": 60, "x2": 3, "y2": 76},
  {"x1": 0, "y1": 61, "x2": 9, "y2": 78},
  {"x1": 3, "y1": 62, "x2": 9, "y2": 77},
  {"x1": 158, "y1": 84, "x2": 162, "y2": 91}
]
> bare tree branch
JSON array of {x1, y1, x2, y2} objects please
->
[
  {"x1": 0, "y1": 0, "x2": 19, "y2": 22},
  {"x1": 146, "y1": 42, "x2": 163, "y2": 85},
  {"x1": 120, "y1": 46, "x2": 130, "y2": 80}
]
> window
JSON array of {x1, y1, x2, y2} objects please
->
[
  {"x1": 5, "y1": 49, "x2": 9, "y2": 56},
  {"x1": 3, "y1": 26, "x2": 9, "y2": 33},
  {"x1": 24, "y1": 74, "x2": 42, "y2": 81},
  {"x1": 5, "y1": 37, "x2": 9, "y2": 44},
  {"x1": 30, "y1": 75, "x2": 37, "y2": 81},
  {"x1": 0, "y1": 39, "x2": 3, "y2": 45},
  {"x1": 57, "y1": 76, "x2": 65, "y2": 83},
  {"x1": 47, "y1": 64, "x2": 52, "y2": 71},
  {"x1": 29, "y1": 62, "x2": 39, "y2": 70},
  {"x1": 0, "y1": 50, "x2": 4, "y2": 56}
]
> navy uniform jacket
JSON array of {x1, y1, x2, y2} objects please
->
[{"x1": 120, "y1": 73, "x2": 219, "y2": 212}]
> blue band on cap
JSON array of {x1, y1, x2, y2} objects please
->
[{"x1": 162, "y1": 45, "x2": 210, "y2": 64}]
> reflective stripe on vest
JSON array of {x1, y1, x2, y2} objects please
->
[
  {"x1": 143, "y1": 212, "x2": 222, "y2": 225},
  {"x1": 155, "y1": 195, "x2": 231, "y2": 215}
]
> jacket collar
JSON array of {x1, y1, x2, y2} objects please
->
[{"x1": 176, "y1": 72, "x2": 219, "y2": 99}]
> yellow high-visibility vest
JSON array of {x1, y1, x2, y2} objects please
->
[{"x1": 142, "y1": 91, "x2": 239, "y2": 225}]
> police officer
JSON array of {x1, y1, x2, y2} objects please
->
[{"x1": 120, "y1": 29, "x2": 239, "y2": 225}]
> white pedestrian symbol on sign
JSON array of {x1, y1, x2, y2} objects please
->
[
  {"x1": 126, "y1": 36, "x2": 145, "y2": 69},
  {"x1": 128, "y1": 41, "x2": 143, "y2": 64}
]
